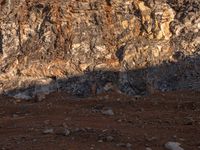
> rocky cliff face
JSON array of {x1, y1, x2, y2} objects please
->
[{"x1": 0, "y1": 0, "x2": 200, "y2": 99}]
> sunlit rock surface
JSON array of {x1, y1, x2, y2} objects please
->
[{"x1": 0, "y1": 0, "x2": 200, "y2": 98}]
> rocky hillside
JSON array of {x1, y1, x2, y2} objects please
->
[{"x1": 0, "y1": 0, "x2": 200, "y2": 99}]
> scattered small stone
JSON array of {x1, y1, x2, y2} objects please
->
[
  {"x1": 85, "y1": 127, "x2": 92, "y2": 131},
  {"x1": 33, "y1": 139, "x2": 37, "y2": 142},
  {"x1": 102, "y1": 129, "x2": 108, "y2": 132},
  {"x1": 106, "y1": 136, "x2": 114, "y2": 142},
  {"x1": 98, "y1": 139, "x2": 103, "y2": 143},
  {"x1": 117, "y1": 119, "x2": 122, "y2": 122},
  {"x1": 172, "y1": 135, "x2": 177, "y2": 139},
  {"x1": 116, "y1": 143, "x2": 132, "y2": 149},
  {"x1": 104, "y1": 83, "x2": 113, "y2": 91},
  {"x1": 12, "y1": 114, "x2": 19, "y2": 118},
  {"x1": 63, "y1": 129, "x2": 71, "y2": 136},
  {"x1": 146, "y1": 136, "x2": 157, "y2": 142},
  {"x1": 116, "y1": 143, "x2": 126, "y2": 147},
  {"x1": 184, "y1": 117, "x2": 194, "y2": 125},
  {"x1": 74, "y1": 127, "x2": 81, "y2": 132},
  {"x1": 90, "y1": 144, "x2": 95, "y2": 150},
  {"x1": 126, "y1": 143, "x2": 132, "y2": 148},
  {"x1": 117, "y1": 98, "x2": 121, "y2": 101},
  {"x1": 36, "y1": 93, "x2": 46, "y2": 101},
  {"x1": 44, "y1": 120, "x2": 50, "y2": 125},
  {"x1": 55, "y1": 127, "x2": 71, "y2": 136},
  {"x1": 165, "y1": 142, "x2": 184, "y2": 150},
  {"x1": 13, "y1": 93, "x2": 32, "y2": 100},
  {"x1": 101, "y1": 108, "x2": 114, "y2": 116},
  {"x1": 179, "y1": 138, "x2": 185, "y2": 142},
  {"x1": 43, "y1": 128, "x2": 54, "y2": 134},
  {"x1": 15, "y1": 99, "x2": 21, "y2": 103}
]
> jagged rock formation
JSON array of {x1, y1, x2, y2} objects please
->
[{"x1": 0, "y1": 0, "x2": 200, "y2": 99}]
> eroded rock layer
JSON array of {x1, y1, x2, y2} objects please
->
[{"x1": 0, "y1": 0, "x2": 200, "y2": 99}]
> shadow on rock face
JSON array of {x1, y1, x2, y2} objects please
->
[{"x1": 3, "y1": 54, "x2": 200, "y2": 100}]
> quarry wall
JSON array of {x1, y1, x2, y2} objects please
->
[{"x1": 0, "y1": 0, "x2": 200, "y2": 99}]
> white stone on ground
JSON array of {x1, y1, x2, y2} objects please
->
[
  {"x1": 165, "y1": 142, "x2": 184, "y2": 150},
  {"x1": 101, "y1": 108, "x2": 114, "y2": 116},
  {"x1": 43, "y1": 128, "x2": 54, "y2": 134}
]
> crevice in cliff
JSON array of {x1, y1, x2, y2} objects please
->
[
  {"x1": 0, "y1": 29, "x2": 3, "y2": 54},
  {"x1": 105, "y1": 0, "x2": 112, "y2": 6},
  {"x1": 17, "y1": 20, "x2": 22, "y2": 54}
]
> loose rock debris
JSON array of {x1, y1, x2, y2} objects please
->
[{"x1": 0, "y1": 91, "x2": 200, "y2": 150}]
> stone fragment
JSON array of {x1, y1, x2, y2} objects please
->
[
  {"x1": 43, "y1": 128, "x2": 54, "y2": 134},
  {"x1": 165, "y1": 142, "x2": 184, "y2": 150},
  {"x1": 105, "y1": 136, "x2": 114, "y2": 142},
  {"x1": 101, "y1": 108, "x2": 114, "y2": 116}
]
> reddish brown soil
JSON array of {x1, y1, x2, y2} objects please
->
[{"x1": 0, "y1": 91, "x2": 200, "y2": 150}]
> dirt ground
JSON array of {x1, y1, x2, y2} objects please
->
[{"x1": 0, "y1": 91, "x2": 200, "y2": 150}]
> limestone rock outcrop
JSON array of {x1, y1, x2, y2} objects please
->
[{"x1": 0, "y1": 0, "x2": 200, "y2": 98}]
